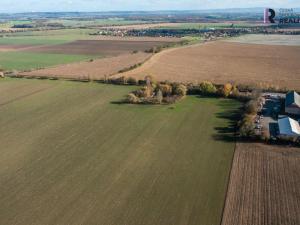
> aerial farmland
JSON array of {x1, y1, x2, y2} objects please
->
[
  {"x1": 1, "y1": 6, "x2": 300, "y2": 225},
  {"x1": 117, "y1": 35, "x2": 300, "y2": 90},
  {"x1": 0, "y1": 78, "x2": 239, "y2": 225}
]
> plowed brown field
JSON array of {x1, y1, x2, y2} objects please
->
[
  {"x1": 26, "y1": 39, "x2": 174, "y2": 56},
  {"x1": 118, "y1": 41, "x2": 300, "y2": 89},
  {"x1": 21, "y1": 52, "x2": 151, "y2": 79},
  {"x1": 222, "y1": 142, "x2": 300, "y2": 225}
]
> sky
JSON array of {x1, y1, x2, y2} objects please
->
[{"x1": 0, "y1": 0, "x2": 299, "y2": 13}]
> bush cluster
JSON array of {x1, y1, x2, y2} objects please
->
[
  {"x1": 238, "y1": 114, "x2": 255, "y2": 138},
  {"x1": 107, "y1": 76, "x2": 138, "y2": 85},
  {"x1": 126, "y1": 77, "x2": 187, "y2": 105},
  {"x1": 118, "y1": 63, "x2": 142, "y2": 74},
  {"x1": 187, "y1": 81, "x2": 237, "y2": 98},
  {"x1": 238, "y1": 90, "x2": 262, "y2": 138}
]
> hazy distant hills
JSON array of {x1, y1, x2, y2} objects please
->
[{"x1": 0, "y1": 8, "x2": 299, "y2": 20}]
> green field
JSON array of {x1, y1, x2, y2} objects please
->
[
  {"x1": 0, "y1": 29, "x2": 97, "y2": 45},
  {"x1": 0, "y1": 78, "x2": 240, "y2": 225},
  {"x1": 0, "y1": 29, "x2": 99, "y2": 71},
  {"x1": 0, "y1": 52, "x2": 92, "y2": 71}
]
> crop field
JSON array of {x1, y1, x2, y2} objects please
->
[
  {"x1": 0, "y1": 78, "x2": 240, "y2": 225},
  {"x1": 0, "y1": 52, "x2": 91, "y2": 71},
  {"x1": 0, "y1": 30, "x2": 179, "y2": 71},
  {"x1": 119, "y1": 40, "x2": 300, "y2": 90},
  {"x1": 22, "y1": 52, "x2": 151, "y2": 79},
  {"x1": 0, "y1": 29, "x2": 96, "y2": 45},
  {"x1": 25, "y1": 39, "x2": 174, "y2": 56},
  {"x1": 222, "y1": 142, "x2": 300, "y2": 225},
  {"x1": 227, "y1": 34, "x2": 300, "y2": 46}
]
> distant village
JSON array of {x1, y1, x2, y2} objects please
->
[{"x1": 88, "y1": 26, "x2": 300, "y2": 41}]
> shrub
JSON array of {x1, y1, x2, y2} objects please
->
[
  {"x1": 138, "y1": 79, "x2": 146, "y2": 85},
  {"x1": 230, "y1": 85, "x2": 239, "y2": 97},
  {"x1": 245, "y1": 100, "x2": 259, "y2": 115},
  {"x1": 222, "y1": 83, "x2": 233, "y2": 97},
  {"x1": 135, "y1": 86, "x2": 153, "y2": 98},
  {"x1": 109, "y1": 76, "x2": 127, "y2": 85},
  {"x1": 239, "y1": 115, "x2": 255, "y2": 137},
  {"x1": 199, "y1": 81, "x2": 217, "y2": 95},
  {"x1": 145, "y1": 46, "x2": 162, "y2": 54},
  {"x1": 127, "y1": 77, "x2": 137, "y2": 85},
  {"x1": 126, "y1": 93, "x2": 140, "y2": 104},
  {"x1": 219, "y1": 83, "x2": 233, "y2": 97},
  {"x1": 156, "y1": 83, "x2": 172, "y2": 97},
  {"x1": 173, "y1": 84, "x2": 187, "y2": 96},
  {"x1": 145, "y1": 47, "x2": 154, "y2": 53},
  {"x1": 250, "y1": 89, "x2": 262, "y2": 100}
]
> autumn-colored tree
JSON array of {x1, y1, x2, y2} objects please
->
[{"x1": 219, "y1": 83, "x2": 233, "y2": 97}]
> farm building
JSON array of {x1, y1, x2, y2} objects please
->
[
  {"x1": 285, "y1": 91, "x2": 300, "y2": 116},
  {"x1": 278, "y1": 117, "x2": 300, "y2": 140}
]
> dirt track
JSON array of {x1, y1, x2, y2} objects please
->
[
  {"x1": 222, "y1": 142, "x2": 300, "y2": 225},
  {"x1": 117, "y1": 41, "x2": 300, "y2": 89},
  {"x1": 21, "y1": 52, "x2": 151, "y2": 79}
]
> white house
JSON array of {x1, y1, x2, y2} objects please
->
[
  {"x1": 285, "y1": 91, "x2": 300, "y2": 116},
  {"x1": 278, "y1": 117, "x2": 300, "y2": 140}
]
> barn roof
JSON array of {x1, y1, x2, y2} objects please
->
[
  {"x1": 285, "y1": 91, "x2": 300, "y2": 107},
  {"x1": 278, "y1": 117, "x2": 300, "y2": 136}
]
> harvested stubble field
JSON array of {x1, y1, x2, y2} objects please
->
[
  {"x1": 22, "y1": 52, "x2": 151, "y2": 79},
  {"x1": 118, "y1": 40, "x2": 300, "y2": 90},
  {"x1": 0, "y1": 78, "x2": 240, "y2": 225},
  {"x1": 222, "y1": 142, "x2": 300, "y2": 225},
  {"x1": 25, "y1": 39, "x2": 175, "y2": 56},
  {"x1": 227, "y1": 34, "x2": 300, "y2": 46}
]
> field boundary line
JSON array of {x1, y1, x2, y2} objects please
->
[{"x1": 0, "y1": 85, "x2": 56, "y2": 107}]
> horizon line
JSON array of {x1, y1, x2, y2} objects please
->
[{"x1": 1, "y1": 7, "x2": 300, "y2": 14}]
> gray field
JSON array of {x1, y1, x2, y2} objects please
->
[{"x1": 227, "y1": 34, "x2": 300, "y2": 46}]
